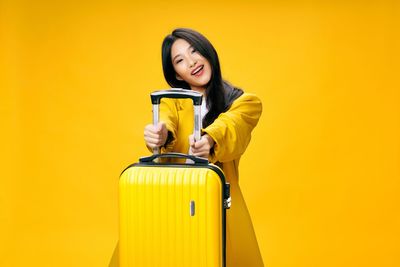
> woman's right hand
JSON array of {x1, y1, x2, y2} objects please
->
[{"x1": 144, "y1": 122, "x2": 168, "y2": 149}]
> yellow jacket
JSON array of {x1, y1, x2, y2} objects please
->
[
  {"x1": 160, "y1": 93, "x2": 262, "y2": 184},
  {"x1": 159, "y1": 92, "x2": 264, "y2": 266}
]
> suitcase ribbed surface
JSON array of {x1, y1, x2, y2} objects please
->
[{"x1": 119, "y1": 166, "x2": 223, "y2": 267}]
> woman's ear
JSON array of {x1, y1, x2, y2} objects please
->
[{"x1": 176, "y1": 74, "x2": 183, "y2": 81}]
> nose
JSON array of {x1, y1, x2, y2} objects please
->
[{"x1": 188, "y1": 57, "x2": 197, "y2": 68}]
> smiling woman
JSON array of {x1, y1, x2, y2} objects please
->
[
  {"x1": 170, "y1": 38, "x2": 213, "y2": 92},
  {"x1": 142, "y1": 28, "x2": 265, "y2": 266}
]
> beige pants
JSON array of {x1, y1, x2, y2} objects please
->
[{"x1": 226, "y1": 181, "x2": 264, "y2": 266}]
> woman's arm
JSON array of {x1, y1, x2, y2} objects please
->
[{"x1": 202, "y1": 93, "x2": 262, "y2": 163}]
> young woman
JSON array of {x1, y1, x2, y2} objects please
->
[{"x1": 144, "y1": 28, "x2": 264, "y2": 267}]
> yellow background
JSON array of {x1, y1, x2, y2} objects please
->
[{"x1": 1, "y1": 0, "x2": 399, "y2": 266}]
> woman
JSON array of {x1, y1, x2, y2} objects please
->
[{"x1": 144, "y1": 28, "x2": 264, "y2": 267}]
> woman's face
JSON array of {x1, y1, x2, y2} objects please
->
[{"x1": 170, "y1": 38, "x2": 212, "y2": 91}]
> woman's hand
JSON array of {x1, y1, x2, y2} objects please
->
[
  {"x1": 189, "y1": 134, "x2": 215, "y2": 158},
  {"x1": 144, "y1": 122, "x2": 168, "y2": 149}
]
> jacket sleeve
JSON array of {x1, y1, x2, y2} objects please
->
[
  {"x1": 145, "y1": 98, "x2": 178, "y2": 153},
  {"x1": 202, "y1": 93, "x2": 262, "y2": 163}
]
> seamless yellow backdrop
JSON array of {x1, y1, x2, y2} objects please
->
[{"x1": 1, "y1": 0, "x2": 399, "y2": 266}]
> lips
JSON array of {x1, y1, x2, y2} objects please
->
[{"x1": 191, "y1": 65, "x2": 204, "y2": 75}]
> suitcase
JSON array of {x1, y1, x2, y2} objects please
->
[{"x1": 119, "y1": 89, "x2": 231, "y2": 267}]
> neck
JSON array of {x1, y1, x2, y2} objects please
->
[{"x1": 190, "y1": 86, "x2": 206, "y2": 97}]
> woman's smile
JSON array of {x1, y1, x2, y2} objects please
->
[{"x1": 191, "y1": 65, "x2": 204, "y2": 76}]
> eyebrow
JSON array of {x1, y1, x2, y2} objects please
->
[{"x1": 172, "y1": 45, "x2": 195, "y2": 62}]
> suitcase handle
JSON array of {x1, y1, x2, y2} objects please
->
[
  {"x1": 139, "y1": 152, "x2": 208, "y2": 164},
  {"x1": 151, "y1": 89, "x2": 203, "y2": 155},
  {"x1": 151, "y1": 88, "x2": 203, "y2": 105}
]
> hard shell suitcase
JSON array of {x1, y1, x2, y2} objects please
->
[{"x1": 119, "y1": 89, "x2": 231, "y2": 267}]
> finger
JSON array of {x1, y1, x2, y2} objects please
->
[
  {"x1": 158, "y1": 121, "x2": 166, "y2": 130},
  {"x1": 192, "y1": 150, "x2": 208, "y2": 158},
  {"x1": 145, "y1": 125, "x2": 161, "y2": 136},
  {"x1": 144, "y1": 136, "x2": 163, "y2": 146},
  {"x1": 144, "y1": 135, "x2": 161, "y2": 143},
  {"x1": 194, "y1": 138, "x2": 207, "y2": 149},
  {"x1": 156, "y1": 122, "x2": 167, "y2": 132},
  {"x1": 191, "y1": 145, "x2": 207, "y2": 155},
  {"x1": 144, "y1": 131, "x2": 162, "y2": 140},
  {"x1": 146, "y1": 124, "x2": 162, "y2": 135},
  {"x1": 188, "y1": 134, "x2": 195, "y2": 147}
]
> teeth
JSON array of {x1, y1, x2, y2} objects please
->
[{"x1": 192, "y1": 65, "x2": 203, "y2": 75}]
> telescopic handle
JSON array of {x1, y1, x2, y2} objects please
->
[
  {"x1": 151, "y1": 88, "x2": 203, "y2": 155},
  {"x1": 151, "y1": 88, "x2": 203, "y2": 105}
]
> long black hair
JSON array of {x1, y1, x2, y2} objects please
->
[{"x1": 161, "y1": 28, "x2": 243, "y2": 128}]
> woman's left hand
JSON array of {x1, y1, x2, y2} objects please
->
[{"x1": 189, "y1": 134, "x2": 215, "y2": 158}]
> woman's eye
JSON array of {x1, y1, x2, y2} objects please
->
[
  {"x1": 175, "y1": 59, "x2": 183, "y2": 64},
  {"x1": 191, "y1": 48, "x2": 197, "y2": 54}
]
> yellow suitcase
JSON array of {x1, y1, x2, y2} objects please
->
[{"x1": 119, "y1": 90, "x2": 231, "y2": 267}]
